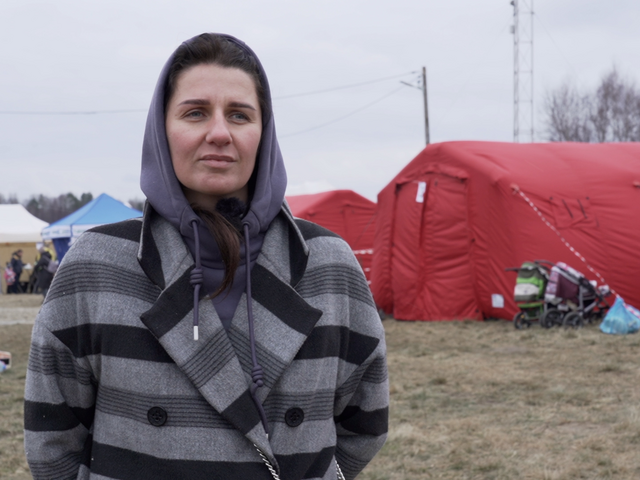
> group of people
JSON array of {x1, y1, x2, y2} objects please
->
[{"x1": 3, "y1": 247, "x2": 57, "y2": 296}]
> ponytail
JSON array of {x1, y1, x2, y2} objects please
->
[{"x1": 191, "y1": 204, "x2": 242, "y2": 298}]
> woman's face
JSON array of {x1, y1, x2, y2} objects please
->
[{"x1": 165, "y1": 64, "x2": 262, "y2": 209}]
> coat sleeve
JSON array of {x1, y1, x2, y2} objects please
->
[
  {"x1": 24, "y1": 318, "x2": 96, "y2": 480},
  {"x1": 333, "y1": 319, "x2": 389, "y2": 480}
]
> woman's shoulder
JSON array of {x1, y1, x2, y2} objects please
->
[
  {"x1": 63, "y1": 218, "x2": 143, "y2": 264},
  {"x1": 292, "y1": 218, "x2": 355, "y2": 260},
  {"x1": 85, "y1": 218, "x2": 144, "y2": 244},
  {"x1": 291, "y1": 217, "x2": 343, "y2": 242}
]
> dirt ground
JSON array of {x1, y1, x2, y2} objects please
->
[
  {"x1": 0, "y1": 294, "x2": 42, "y2": 325},
  {"x1": 1, "y1": 299, "x2": 639, "y2": 479},
  {"x1": 0, "y1": 324, "x2": 33, "y2": 480},
  {"x1": 360, "y1": 319, "x2": 640, "y2": 480}
]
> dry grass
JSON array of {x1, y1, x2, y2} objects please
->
[
  {"x1": 360, "y1": 319, "x2": 640, "y2": 480},
  {"x1": 0, "y1": 324, "x2": 34, "y2": 480},
  {"x1": 2, "y1": 297, "x2": 640, "y2": 479},
  {"x1": 0, "y1": 295, "x2": 41, "y2": 480}
]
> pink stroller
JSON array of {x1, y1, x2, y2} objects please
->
[{"x1": 540, "y1": 261, "x2": 611, "y2": 328}]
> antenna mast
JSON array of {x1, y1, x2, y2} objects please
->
[{"x1": 511, "y1": 0, "x2": 534, "y2": 143}]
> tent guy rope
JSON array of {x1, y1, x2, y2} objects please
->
[{"x1": 511, "y1": 184, "x2": 616, "y2": 295}]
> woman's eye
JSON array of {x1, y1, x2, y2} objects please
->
[
  {"x1": 230, "y1": 112, "x2": 249, "y2": 122},
  {"x1": 185, "y1": 110, "x2": 204, "y2": 119}
]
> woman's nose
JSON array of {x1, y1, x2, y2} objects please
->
[{"x1": 205, "y1": 115, "x2": 232, "y2": 146}]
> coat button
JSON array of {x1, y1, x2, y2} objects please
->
[
  {"x1": 285, "y1": 407, "x2": 304, "y2": 427},
  {"x1": 147, "y1": 407, "x2": 168, "y2": 427}
]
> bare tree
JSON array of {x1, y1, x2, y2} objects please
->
[
  {"x1": 544, "y1": 68, "x2": 640, "y2": 142},
  {"x1": 545, "y1": 83, "x2": 592, "y2": 142},
  {"x1": 0, "y1": 194, "x2": 19, "y2": 204},
  {"x1": 128, "y1": 198, "x2": 146, "y2": 212}
]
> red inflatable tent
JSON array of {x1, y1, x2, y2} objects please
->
[
  {"x1": 286, "y1": 190, "x2": 376, "y2": 282},
  {"x1": 371, "y1": 141, "x2": 640, "y2": 321}
]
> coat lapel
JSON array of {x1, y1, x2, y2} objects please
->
[
  {"x1": 227, "y1": 209, "x2": 323, "y2": 405},
  {"x1": 137, "y1": 208, "x2": 271, "y2": 457},
  {"x1": 137, "y1": 206, "x2": 322, "y2": 465}
]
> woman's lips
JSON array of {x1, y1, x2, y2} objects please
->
[{"x1": 199, "y1": 155, "x2": 236, "y2": 167}]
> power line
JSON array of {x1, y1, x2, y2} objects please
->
[
  {"x1": 280, "y1": 85, "x2": 405, "y2": 138},
  {"x1": 0, "y1": 72, "x2": 416, "y2": 115},
  {"x1": 439, "y1": 19, "x2": 512, "y2": 125},
  {"x1": 273, "y1": 72, "x2": 416, "y2": 100},
  {"x1": 533, "y1": 10, "x2": 578, "y2": 77}
]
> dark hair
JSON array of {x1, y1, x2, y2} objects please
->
[
  {"x1": 164, "y1": 33, "x2": 266, "y2": 115},
  {"x1": 165, "y1": 34, "x2": 264, "y2": 298},
  {"x1": 191, "y1": 204, "x2": 243, "y2": 299}
]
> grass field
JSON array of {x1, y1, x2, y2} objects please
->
[
  {"x1": 1, "y1": 295, "x2": 639, "y2": 479},
  {"x1": 0, "y1": 295, "x2": 39, "y2": 480}
]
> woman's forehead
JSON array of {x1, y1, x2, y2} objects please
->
[{"x1": 172, "y1": 64, "x2": 259, "y2": 103}]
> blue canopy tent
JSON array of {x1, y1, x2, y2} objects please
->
[{"x1": 41, "y1": 193, "x2": 142, "y2": 260}]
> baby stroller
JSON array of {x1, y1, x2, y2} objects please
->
[
  {"x1": 541, "y1": 261, "x2": 611, "y2": 328},
  {"x1": 505, "y1": 261, "x2": 550, "y2": 329}
]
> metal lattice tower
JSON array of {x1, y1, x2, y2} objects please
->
[{"x1": 511, "y1": 0, "x2": 534, "y2": 143}]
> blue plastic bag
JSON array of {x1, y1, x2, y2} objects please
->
[{"x1": 600, "y1": 296, "x2": 640, "y2": 335}]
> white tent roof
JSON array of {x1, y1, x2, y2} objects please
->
[{"x1": 0, "y1": 205, "x2": 49, "y2": 243}]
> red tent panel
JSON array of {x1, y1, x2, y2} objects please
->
[
  {"x1": 372, "y1": 141, "x2": 640, "y2": 321},
  {"x1": 286, "y1": 190, "x2": 376, "y2": 282}
]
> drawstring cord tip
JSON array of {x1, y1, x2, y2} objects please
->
[{"x1": 189, "y1": 219, "x2": 204, "y2": 343}]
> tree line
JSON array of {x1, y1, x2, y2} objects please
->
[
  {"x1": 544, "y1": 67, "x2": 640, "y2": 142},
  {"x1": 0, "y1": 193, "x2": 145, "y2": 223}
]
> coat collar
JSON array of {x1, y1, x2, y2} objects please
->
[{"x1": 137, "y1": 204, "x2": 322, "y2": 464}]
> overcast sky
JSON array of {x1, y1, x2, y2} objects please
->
[{"x1": 1, "y1": 0, "x2": 638, "y2": 203}]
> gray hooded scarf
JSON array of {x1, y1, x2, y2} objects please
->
[{"x1": 140, "y1": 33, "x2": 287, "y2": 327}]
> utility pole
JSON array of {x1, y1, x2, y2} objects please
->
[
  {"x1": 422, "y1": 66, "x2": 430, "y2": 145},
  {"x1": 511, "y1": 0, "x2": 534, "y2": 143},
  {"x1": 401, "y1": 67, "x2": 430, "y2": 146}
]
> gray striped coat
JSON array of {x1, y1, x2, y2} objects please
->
[{"x1": 24, "y1": 205, "x2": 388, "y2": 480}]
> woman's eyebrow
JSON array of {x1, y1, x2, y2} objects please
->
[
  {"x1": 176, "y1": 99, "x2": 256, "y2": 111},
  {"x1": 229, "y1": 101, "x2": 257, "y2": 111},
  {"x1": 177, "y1": 99, "x2": 209, "y2": 106}
]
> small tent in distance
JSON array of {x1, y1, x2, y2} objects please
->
[
  {"x1": 42, "y1": 193, "x2": 142, "y2": 260},
  {"x1": 371, "y1": 141, "x2": 640, "y2": 321},
  {"x1": 0, "y1": 204, "x2": 49, "y2": 292},
  {"x1": 286, "y1": 190, "x2": 376, "y2": 282}
]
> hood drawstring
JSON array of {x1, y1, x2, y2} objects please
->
[
  {"x1": 190, "y1": 219, "x2": 204, "y2": 341},
  {"x1": 244, "y1": 222, "x2": 269, "y2": 437},
  {"x1": 189, "y1": 218, "x2": 269, "y2": 436}
]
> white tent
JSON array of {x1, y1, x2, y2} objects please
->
[{"x1": 0, "y1": 205, "x2": 49, "y2": 243}]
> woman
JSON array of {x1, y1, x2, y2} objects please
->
[
  {"x1": 8, "y1": 249, "x2": 24, "y2": 293},
  {"x1": 24, "y1": 33, "x2": 388, "y2": 480},
  {"x1": 33, "y1": 247, "x2": 56, "y2": 298}
]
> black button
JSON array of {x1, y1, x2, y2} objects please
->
[
  {"x1": 147, "y1": 407, "x2": 167, "y2": 427},
  {"x1": 285, "y1": 407, "x2": 304, "y2": 427}
]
